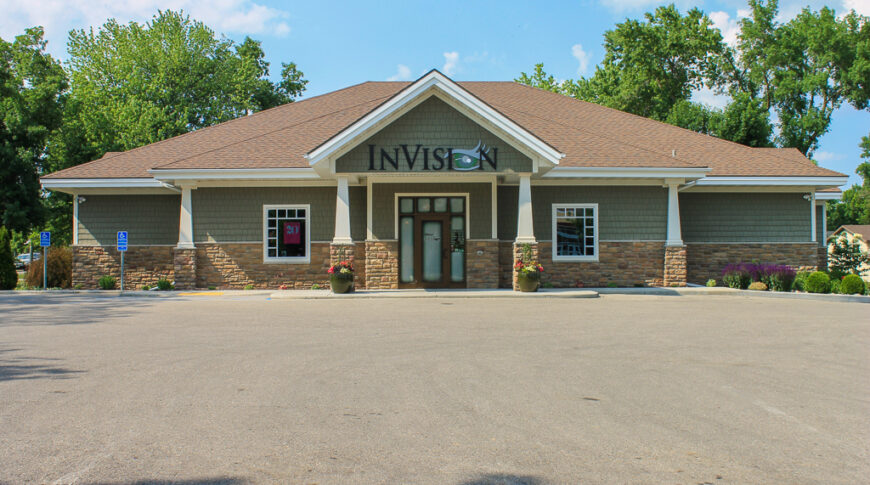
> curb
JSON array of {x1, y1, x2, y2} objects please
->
[{"x1": 268, "y1": 289, "x2": 600, "y2": 299}]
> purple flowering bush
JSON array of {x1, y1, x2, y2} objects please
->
[{"x1": 722, "y1": 262, "x2": 797, "y2": 291}]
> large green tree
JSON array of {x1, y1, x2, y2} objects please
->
[
  {"x1": 0, "y1": 27, "x2": 67, "y2": 233},
  {"x1": 41, "y1": 10, "x2": 308, "y2": 245},
  {"x1": 721, "y1": 0, "x2": 868, "y2": 157}
]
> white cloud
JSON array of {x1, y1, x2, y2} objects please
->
[
  {"x1": 709, "y1": 10, "x2": 742, "y2": 47},
  {"x1": 691, "y1": 86, "x2": 731, "y2": 109},
  {"x1": 0, "y1": 0, "x2": 292, "y2": 58},
  {"x1": 842, "y1": 0, "x2": 870, "y2": 15},
  {"x1": 387, "y1": 64, "x2": 411, "y2": 81},
  {"x1": 442, "y1": 51, "x2": 459, "y2": 76},
  {"x1": 813, "y1": 151, "x2": 846, "y2": 162},
  {"x1": 571, "y1": 43, "x2": 590, "y2": 75}
]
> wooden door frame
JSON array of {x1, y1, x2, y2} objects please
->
[{"x1": 396, "y1": 194, "x2": 468, "y2": 289}]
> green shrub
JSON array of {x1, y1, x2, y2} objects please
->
[
  {"x1": 25, "y1": 247, "x2": 72, "y2": 289},
  {"x1": 141, "y1": 285, "x2": 151, "y2": 290},
  {"x1": 0, "y1": 227, "x2": 17, "y2": 290},
  {"x1": 606, "y1": 282, "x2": 618, "y2": 288},
  {"x1": 804, "y1": 271, "x2": 830, "y2": 294},
  {"x1": 156, "y1": 278, "x2": 174, "y2": 291},
  {"x1": 311, "y1": 283, "x2": 323, "y2": 290},
  {"x1": 542, "y1": 282, "x2": 554, "y2": 288},
  {"x1": 748, "y1": 281, "x2": 768, "y2": 291},
  {"x1": 793, "y1": 271, "x2": 811, "y2": 291},
  {"x1": 73, "y1": 283, "x2": 83, "y2": 290},
  {"x1": 830, "y1": 279, "x2": 842, "y2": 294},
  {"x1": 208, "y1": 286, "x2": 217, "y2": 290},
  {"x1": 706, "y1": 279, "x2": 716, "y2": 287},
  {"x1": 243, "y1": 284, "x2": 254, "y2": 290},
  {"x1": 840, "y1": 274, "x2": 866, "y2": 295},
  {"x1": 98, "y1": 275, "x2": 117, "y2": 290}
]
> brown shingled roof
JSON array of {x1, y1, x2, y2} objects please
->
[{"x1": 43, "y1": 80, "x2": 845, "y2": 179}]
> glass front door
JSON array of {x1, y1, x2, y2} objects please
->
[{"x1": 398, "y1": 196, "x2": 466, "y2": 288}]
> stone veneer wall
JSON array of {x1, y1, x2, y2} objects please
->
[
  {"x1": 365, "y1": 240, "x2": 399, "y2": 289},
  {"x1": 817, "y1": 246, "x2": 828, "y2": 272},
  {"x1": 685, "y1": 242, "x2": 818, "y2": 284},
  {"x1": 72, "y1": 246, "x2": 174, "y2": 289},
  {"x1": 173, "y1": 248, "x2": 197, "y2": 289},
  {"x1": 537, "y1": 241, "x2": 666, "y2": 288},
  {"x1": 195, "y1": 243, "x2": 331, "y2": 289},
  {"x1": 663, "y1": 246, "x2": 687, "y2": 287},
  {"x1": 466, "y1": 240, "x2": 499, "y2": 289},
  {"x1": 498, "y1": 242, "x2": 514, "y2": 288}
]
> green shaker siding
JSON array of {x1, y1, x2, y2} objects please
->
[
  {"x1": 816, "y1": 204, "x2": 825, "y2": 246},
  {"x1": 77, "y1": 195, "x2": 180, "y2": 246},
  {"x1": 370, "y1": 183, "x2": 492, "y2": 239},
  {"x1": 349, "y1": 186, "x2": 367, "y2": 241},
  {"x1": 500, "y1": 186, "x2": 668, "y2": 241},
  {"x1": 193, "y1": 187, "x2": 336, "y2": 242},
  {"x1": 497, "y1": 186, "x2": 519, "y2": 241},
  {"x1": 680, "y1": 193, "x2": 812, "y2": 242},
  {"x1": 336, "y1": 97, "x2": 532, "y2": 173}
]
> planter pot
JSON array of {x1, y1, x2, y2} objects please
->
[
  {"x1": 329, "y1": 274, "x2": 354, "y2": 294},
  {"x1": 517, "y1": 272, "x2": 540, "y2": 292}
]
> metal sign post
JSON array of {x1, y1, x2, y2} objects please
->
[
  {"x1": 39, "y1": 232, "x2": 50, "y2": 290},
  {"x1": 117, "y1": 231, "x2": 128, "y2": 291}
]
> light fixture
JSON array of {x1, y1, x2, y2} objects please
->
[
  {"x1": 802, "y1": 194, "x2": 812, "y2": 201},
  {"x1": 77, "y1": 196, "x2": 86, "y2": 203}
]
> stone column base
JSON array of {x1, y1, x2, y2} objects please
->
[
  {"x1": 512, "y1": 241, "x2": 539, "y2": 291},
  {"x1": 817, "y1": 246, "x2": 828, "y2": 272},
  {"x1": 364, "y1": 240, "x2": 398, "y2": 289},
  {"x1": 173, "y1": 247, "x2": 197, "y2": 290},
  {"x1": 663, "y1": 245, "x2": 687, "y2": 287},
  {"x1": 330, "y1": 242, "x2": 360, "y2": 289}
]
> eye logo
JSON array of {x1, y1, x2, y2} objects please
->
[{"x1": 452, "y1": 141, "x2": 488, "y2": 171}]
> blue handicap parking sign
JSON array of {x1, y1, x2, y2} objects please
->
[
  {"x1": 39, "y1": 231, "x2": 50, "y2": 247},
  {"x1": 117, "y1": 231, "x2": 128, "y2": 251}
]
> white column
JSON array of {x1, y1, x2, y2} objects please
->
[
  {"x1": 515, "y1": 174, "x2": 536, "y2": 243},
  {"x1": 72, "y1": 193, "x2": 79, "y2": 246},
  {"x1": 810, "y1": 193, "x2": 817, "y2": 243},
  {"x1": 665, "y1": 181, "x2": 683, "y2": 247},
  {"x1": 177, "y1": 185, "x2": 195, "y2": 249},
  {"x1": 491, "y1": 177, "x2": 498, "y2": 240},
  {"x1": 333, "y1": 176, "x2": 353, "y2": 244}
]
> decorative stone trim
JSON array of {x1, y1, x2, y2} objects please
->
[
  {"x1": 195, "y1": 243, "x2": 330, "y2": 289},
  {"x1": 466, "y1": 240, "x2": 499, "y2": 288},
  {"x1": 663, "y1": 245, "x2": 687, "y2": 287},
  {"x1": 498, "y1": 241, "x2": 514, "y2": 288},
  {"x1": 173, "y1": 248, "x2": 197, "y2": 290},
  {"x1": 72, "y1": 246, "x2": 174, "y2": 289},
  {"x1": 537, "y1": 241, "x2": 665, "y2": 288},
  {"x1": 512, "y1": 242, "x2": 539, "y2": 291},
  {"x1": 364, "y1": 240, "x2": 398, "y2": 289},
  {"x1": 685, "y1": 242, "x2": 818, "y2": 285}
]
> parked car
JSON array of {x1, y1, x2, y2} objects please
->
[{"x1": 15, "y1": 253, "x2": 40, "y2": 270}]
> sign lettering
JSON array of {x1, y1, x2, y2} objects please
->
[{"x1": 367, "y1": 141, "x2": 497, "y2": 171}]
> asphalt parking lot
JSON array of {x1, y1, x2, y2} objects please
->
[{"x1": 0, "y1": 293, "x2": 867, "y2": 484}]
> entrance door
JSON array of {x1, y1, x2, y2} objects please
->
[{"x1": 398, "y1": 196, "x2": 466, "y2": 288}]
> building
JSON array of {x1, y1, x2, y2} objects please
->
[
  {"x1": 41, "y1": 70, "x2": 847, "y2": 290},
  {"x1": 828, "y1": 225, "x2": 870, "y2": 281}
]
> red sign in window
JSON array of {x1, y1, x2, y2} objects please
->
[{"x1": 283, "y1": 221, "x2": 301, "y2": 245}]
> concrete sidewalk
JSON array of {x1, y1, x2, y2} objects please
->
[{"x1": 268, "y1": 288, "x2": 600, "y2": 299}]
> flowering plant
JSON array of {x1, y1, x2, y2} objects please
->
[
  {"x1": 514, "y1": 260, "x2": 544, "y2": 275},
  {"x1": 327, "y1": 260, "x2": 354, "y2": 279}
]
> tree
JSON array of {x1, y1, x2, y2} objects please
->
[
  {"x1": 828, "y1": 235, "x2": 870, "y2": 277},
  {"x1": 0, "y1": 226, "x2": 17, "y2": 290},
  {"x1": 566, "y1": 5, "x2": 725, "y2": 121},
  {"x1": 721, "y1": 0, "x2": 868, "y2": 157},
  {"x1": 0, "y1": 27, "x2": 67, "y2": 233},
  {"x1": 709, "y1": 93, "x2": 773, "y2": 147},
  {"x1": 64, "y1": 10, "x2": 308, "y2": 155},
  {"x1": 41, "y1": 10, "x2": 308, "y2": 246}
]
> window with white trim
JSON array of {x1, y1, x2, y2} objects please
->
[
  {"x1": 552, "y1": 204, "x2": 598, "y2": 261},
  {"x1": 264, "y1": 205, "x2": 310, "y2": 263}
]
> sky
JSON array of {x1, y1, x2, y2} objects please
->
[{"x1": 2, "y1": 0, "x2": 868, "y2": 186}]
